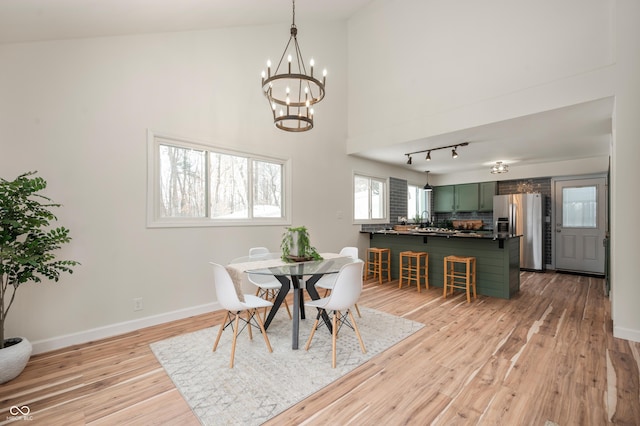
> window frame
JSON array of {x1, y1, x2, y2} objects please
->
[
  {"x1": 352, "y1": 172, "x2": 388, "y2": 224},
  {"x1": 407, "y1": 182, "x2": 429, "y2": 223},
  {"x1": 147, "y1": 130, "x2": 291, "y2": 228}
]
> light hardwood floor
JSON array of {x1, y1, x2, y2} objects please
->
[{"x1": 1, "y1": 272, "x2": 639, "y2": 425}]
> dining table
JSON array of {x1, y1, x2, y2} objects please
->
[{"x1": 227, "y1": 253, "x2": 357, "y2": 349}]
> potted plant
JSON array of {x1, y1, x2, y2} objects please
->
[
  {"x1": 280, "y1": 226, "x2": 322, "y2": 262},
  {"x1": 0, "y1": 171, "x2": 79, "y2": 383}
]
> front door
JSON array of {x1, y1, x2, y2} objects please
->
[{"x1": 554, "y1": 177, "x2": 607, "y2": 275}]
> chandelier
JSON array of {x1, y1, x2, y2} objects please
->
[
  {"x1": 261, "y1": 0, "x2": 326, "y2": 132},
  {"x1": 490, "y1": 161, "x2": 509, "y2": 174}
]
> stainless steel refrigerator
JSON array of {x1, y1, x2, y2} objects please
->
[{"x1": 493, "y1": 193, "x2": 543, "y2": 271}]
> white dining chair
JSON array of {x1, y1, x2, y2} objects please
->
[
  {"x1": 210, "y1": 262, "x2": 273, "y2": 368},
  {"x1": 247, "y1": 247, "x2": 292, "y2": 320},
  {"x1": 314, "y1": 247, "x2": 362, "y2": 317},
  {"x1": 304, "y1": 261, "x2": 367, "y2": 368}
]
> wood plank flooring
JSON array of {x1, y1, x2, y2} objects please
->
[{"x1": 1, "y1": 271, "x2": 639, "y2": 425}]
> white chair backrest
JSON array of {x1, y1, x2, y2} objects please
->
[
  {"x1": 210, "y1": 262, "x2": 245, "y2": 311},
  {"x1": 249, "y1": 247, "x2": 270, "y2": 257},
  {"x1": 324, "y1": 261, "x2": 364, "y2": 311},
  {"x1": 339, "y1": 246, "x2": 358, "y2": 259},
  {"x1": 247, "y1": 247, "x2": 279, "y2": 286}
]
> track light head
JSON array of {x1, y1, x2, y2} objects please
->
[
  {"x1": 407, "y1": 155, "x2": 412, "y2": 165},
  {"x1": 426, "y1": 151, "x2": 431, "y2": 161},
  {"x1": 452, "y1": 147, "x2": 458, "y2": 159}
]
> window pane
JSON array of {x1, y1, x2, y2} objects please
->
[
  {"x1": 253, "y1": 160, "x2": 282, "y2": 218},
  {"x1": 371, "y1": 179, "x2": 385, "y2": 219},
  {"x1": 354, "y1": 176, "x2": 369, "y2": 220},
  {"x1": 210, "y1": 153, "x2": 249, "y2": 218},
  {"x1": 408, "y1": 184, "x2": 421, "y2": 222},
  {"x1": 563, "y1": 186, "x2": 597, "y2": 228},
  {"x1": 159, "y1": 144, "x2": 206, "y2": 217}
]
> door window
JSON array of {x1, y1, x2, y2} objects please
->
[{"x1": 562, "y1": 186, "x2": 597, "y2": 228}]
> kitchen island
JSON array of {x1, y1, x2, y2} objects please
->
[{"x1": 364, "y1": 230, "x2": 521, "y2": 299}]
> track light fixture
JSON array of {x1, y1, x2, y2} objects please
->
[{"x1": 404, "y1": 142, "x2": 469, "y2": 164}]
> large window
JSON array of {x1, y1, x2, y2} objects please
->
[
  {"x1": 148, "y1": 131, "x2": 290, "y2": 227},
  {"x1": 408, "y1": 184, "x2": 428, "y2": 223},
  {"x1": 354, "y1": 174, "x2": 387, "y2": 223}
]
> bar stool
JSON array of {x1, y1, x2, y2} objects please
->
[
  {"x1": 398, "y1": 251, "x2": 429, "y2": 292},
  {"x1": 365, "y1": 247, "x2": 391, "y2": 285},
  {"x1": 443, "y1": 255, "x2": 477, "y2": 303}
]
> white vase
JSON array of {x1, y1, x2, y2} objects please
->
[
  {"x1": 0, "y1": 337, "x2": 32, "y2": 384},
  {"x1": 288, "y1": 230, "x2": 300, "y2": 257}
]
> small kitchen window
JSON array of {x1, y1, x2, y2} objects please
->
[
  {"x1": 408, "y1": 183, "x2": 429, "y2": 223},
  {"x1": 353, "y1": 173, "x2": 387, "y2": 223}
]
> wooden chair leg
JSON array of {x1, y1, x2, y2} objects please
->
[
  {"x1": 465, "y1": 264, "x2": 471, "y2": 303},
  {"x1": 354, "y1": 303, "x2": 361, "y2": 318},
  {"x1": 305, "y1": 317, "x2": 321, "y2": 350},
  {"x1": 213, "y1": 311, "x2": 229, "y2": 352},
  {"x1": 230, "y1": 313, "x2": 240, "y2": 368},
  {"x1": 283, "y1": 297, "x2": 293, "y2": 319},
  {"x1": 255, "y1": 309, "x2": 272, "y2": 353},
  {"x1": 246, "y1": 310, "x2": 253, "y2": 340},
  {"x1": 332, "y1": 312, "x2": 338, "y2": 368},
  {"x1": 349, "y1": 310, "x2": 367, "y2": 354},
  {"x1": 443, "y1": 258, "x2": 448, "y2": 298}
]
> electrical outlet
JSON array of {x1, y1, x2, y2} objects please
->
[{"x1": 133, "y1": 297, "x2": 143, "y2": 311}]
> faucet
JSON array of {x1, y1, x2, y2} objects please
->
[{"x1": 420, "y1": 210, "x2": 429, "y2": 227}]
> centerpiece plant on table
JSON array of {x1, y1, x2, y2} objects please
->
[{"x1": 280, "y1": 226, "x2": 322, "y2": 262}]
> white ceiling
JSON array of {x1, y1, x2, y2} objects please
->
[
  {"x1": 355, "y1": 97, "x2": 614, "y2": 175},
  {"x1": 0, "y1": 0, "x2": 614, "y2": 177},
  {"x1": 0, "y1": 0, "x2": 374, "y2": 44}
]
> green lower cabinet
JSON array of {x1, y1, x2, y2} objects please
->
[{"x1": 369, "y1": 233, "x2": 520, "y2": 299}]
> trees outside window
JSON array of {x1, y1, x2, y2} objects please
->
[
  {"x1": 148, "y1": 132, "x2": 289, "y2": 227},
  {"x1": 354, "y1": 174, "x2": 387, "y2": 223}
]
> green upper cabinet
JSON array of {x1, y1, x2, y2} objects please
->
[
  {"x1": 433, "y1": 181, "x2": 496, "y2": 213},
  {"x1": 433, "y1": 185, "x2": 455, "y2": 212},
  {"x1": 454, "y1": 183, "x2": 479, "y2": 212},
  {"x1": 479, "y1": 181, "x2": 497, "y2": 211}
]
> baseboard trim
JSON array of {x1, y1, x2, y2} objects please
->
[
  {"x1": 31, "y1": 302, "x2": 221, "y2": 355},
  {"x1": 613, "y1": 325, "x2": 640, "y2": 343}
]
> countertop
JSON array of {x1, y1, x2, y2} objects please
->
[{"x1": 361, "y1": 229, "x2": 522, "y2": 240}]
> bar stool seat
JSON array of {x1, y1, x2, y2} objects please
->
[
  {"x1": 365, "y1": 248, "x2": 391, "y2": 285},
  {"x1": 399, "y1": 251, "x2": 429, "y2": 292},
  {"x1": 443, "y1": 255, "x2": 477, "y2": 303}
]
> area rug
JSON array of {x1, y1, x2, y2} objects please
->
[{"x1": 150, "y1": 306, "x2": 424, "y2": 425}]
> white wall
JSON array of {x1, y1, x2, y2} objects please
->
[
  {"x1": 0, "y1": 21, "x2": 424, "y2": 353},
  {"x1": 611, "y1": 1, "x2": 640, "y2": 342},
  {"x1": 346, "y1": 0, "x2": 614, "y2": 153}
]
